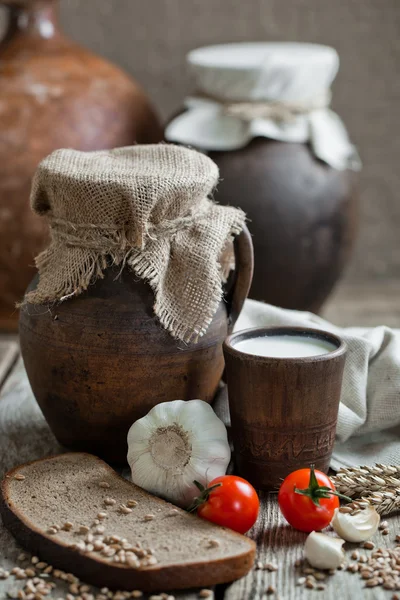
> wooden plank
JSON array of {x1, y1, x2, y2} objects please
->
[
  {"x1": 2, "y1": 359, "x2": 400, "y2": 599},
  {"x1": 0, "y1": 357, "x2": 61, "y2": 476},
  {"x1": 224, "y1": 494, "x2": 400, "y2": 600},
  {"x1": 0, "y1": 355, "x2": 202, "y2": 599},
  {"x1": 0, "y1": 336, "x2": 18, "y2": 390},
  {"x1": 217, "y1": 367, "x2": 400, "y2": 598},
  {"x1": 0, "y1": 355, "x2": 61, "y2": 599},
  {"x1": 1, "y1": 280, "x2": 399, "y2": 598},
  {"x1": 323, "y1": 281, "x2": 400, "y2": 328},
  {"x1": 221, "y1": 282, "x2": 400, "y2": 598}
]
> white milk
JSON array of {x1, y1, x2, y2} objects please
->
[{"x1": 235, "y1": 334, "x2": 336, "y2": 358}]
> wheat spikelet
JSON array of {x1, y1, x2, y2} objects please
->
[
  {"x1": 331, "y1": 464, "x2": 400, "y2": 516},
  {"x1": 362, "y1": 489, "x2": 400, "y2": 516}
]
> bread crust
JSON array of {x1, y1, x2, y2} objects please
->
[{"x1": 0, "y1": 453, "x2": 256, "y2": 592}]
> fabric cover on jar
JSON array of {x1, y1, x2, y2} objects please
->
[{"x1": 165, "y1": 42, "x2": 361, "y2": 171}]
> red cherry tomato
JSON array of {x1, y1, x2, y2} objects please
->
[
  {"x1": 194, "y1": 475, "x2": 259, "y2": 534},
  {"x1": 278, "y1": 466, "x2": 346, "y2": 532}
]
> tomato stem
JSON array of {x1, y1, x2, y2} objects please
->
[
  {"x1": 294, "y1": 464, "x2": 352, "y2": 507},
  {"x1": 187, "y1": 481, "x2": 223, "y2": 513}
]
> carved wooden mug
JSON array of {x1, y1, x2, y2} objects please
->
[{"x1": 223, "y1": 326, "x2": 347, "y2": 490}]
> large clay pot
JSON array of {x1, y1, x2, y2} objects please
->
[
  {"x1": 165, "y1": 42, "x2": 360, "y2": 313},
  {"x1": 0, "y1": 0, "x2": 162, "y2": 331},
  {"x1": 19, "y1": 226, "x2": 253, "y2": 464},
  {"x1": 209, "y1": 140, "x2": 358, "y2": 313}
]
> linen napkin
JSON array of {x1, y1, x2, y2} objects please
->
[{"x1": 233, "y1": 299, "x2": 400, "y2": 470}]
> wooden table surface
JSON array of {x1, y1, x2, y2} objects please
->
[{"x1": 0, "y1": 281, "x2": 399, "y2": 600}]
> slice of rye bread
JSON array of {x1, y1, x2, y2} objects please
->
[{"x1": 0, "y1": 453, "x2": 256, "y2": 592}]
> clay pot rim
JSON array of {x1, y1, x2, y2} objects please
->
[{"x1": 223, "y1": 325, "x2": 347, "y2": 364}]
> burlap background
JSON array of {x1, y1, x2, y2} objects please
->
[
  {"x1": 1, "y1": 0, "x2": 398, "y2": 283},
  {"x1": 41, "y1": 0, "x2": 397, "y2": 284}
]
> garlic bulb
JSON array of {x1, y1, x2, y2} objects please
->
[
  {"x1": 331, "y1": 505, "x2": 380, "y2": 542},
  {"x1": 304, "y1": 532, "x2": 345, "y2": 570},
  {"x1": 127, "y1": 399, "x2": 231, "y2": 508}
]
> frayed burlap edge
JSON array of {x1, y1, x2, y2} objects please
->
[
  {"x1": 20, "y1": 209, "x2": 246, "y2": 345},
  {"x1": 128, "y1": 218, "x2": 244, "y2": 344}
]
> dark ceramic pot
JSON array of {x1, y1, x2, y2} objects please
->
[
  {"x1": 19, "y1": 226, "x2": 253, "y2": 463},
  {"x1": 210, "y1": 138, "x2": 358, "y2": 313}
]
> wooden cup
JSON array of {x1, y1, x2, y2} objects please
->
[{"x1": 223, "y1": 326, "x2": 347, "y2": 490}]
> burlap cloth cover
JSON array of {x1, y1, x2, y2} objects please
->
[{"x1": 22, "y1": 144, "x2": 245, "y2": 343}]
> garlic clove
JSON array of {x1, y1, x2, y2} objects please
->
[
  {"x1": 304, "y1": 531, "x2": 345, "y2": 570},
  {"x1": 178, "y1": 400, "x2": 227, "y2": 436},
  {"x1": 146, "y1": 399, "x2": 184, "y2": 426},
  {"x1": 127, "y1": 399, "x2": 231, "y2": 508},
  {"x1": 330, "y1": 505, "x2": 380, "y2": 543}
]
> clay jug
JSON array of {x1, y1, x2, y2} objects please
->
[
  {"x1": 165, "y1": 42, "x2": 360, "y2": 313},
  {"x1": 19, "y1": 225, "x2": 253, "y2": 463},
  {"x1": 0, "y1": 0, "x2": 162, "y2": 330}
]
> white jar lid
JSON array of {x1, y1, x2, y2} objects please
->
[
  {"x1": 166, "y1": 42, "x2": 360, "y2": 171},
  {"x1": 187, "y1": 42, "x2": 339, "y2": 103}
]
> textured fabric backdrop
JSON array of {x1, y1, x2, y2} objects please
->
[{"x1": 1, "y1": 0, "x2": 399, "y2": 283}]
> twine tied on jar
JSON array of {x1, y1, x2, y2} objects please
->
[{"x1": 222, "y1": 94, "x2": 330, "y2": 123}]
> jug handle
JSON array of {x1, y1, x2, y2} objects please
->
[{"x1": 226, "y1": 222, "x2": 254, "y2": 333}]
